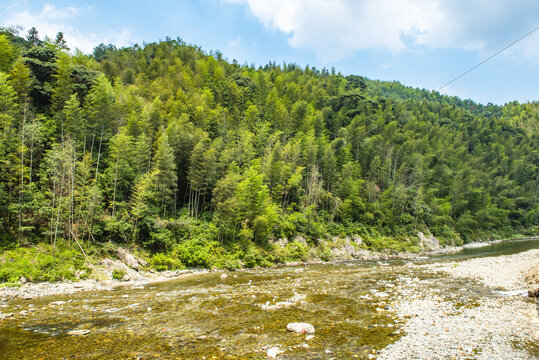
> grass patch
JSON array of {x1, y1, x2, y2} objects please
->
[{"x1": 0, "y1": 241, "x2": 90, "y2": 285}]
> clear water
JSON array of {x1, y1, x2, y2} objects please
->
[{"x1": 0, "y1": 238, "x2": 537, "y2": 359}]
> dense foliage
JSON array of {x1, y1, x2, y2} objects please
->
[{"x1": 0, "y1": 27, "x2": 537, "y2": 264}]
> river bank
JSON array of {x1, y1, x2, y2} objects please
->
[
  {"x1": 0, "y1": 238, "x2": 537, "y2": 359},
  {"x1": 0, "y1": 239, "x2": 460, "y2": 301},
  {"x1": 0, "y1": 268, "x2": 209, "y2": 303},
  {"x1": 1, "y1": 235, "x2": 534, "y2": 302},
  {"x1": 378, "y1": 249, "x2": 539, "y2": 359}
]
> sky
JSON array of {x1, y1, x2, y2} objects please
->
[{"x1": 1, "y1": 0, "x2": 538, "y2": 105}]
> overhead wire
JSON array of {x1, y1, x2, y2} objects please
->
[{"x1": 437, "y1": 25, "x2": 539, "y2": 91}]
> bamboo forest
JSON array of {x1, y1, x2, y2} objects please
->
[{"x1": 0, "y1": 27, "x2": 537, "y2": 277}]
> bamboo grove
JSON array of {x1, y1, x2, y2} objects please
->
[{"x1": 0, "y1": 27, "x2": 537, "y2": 256}]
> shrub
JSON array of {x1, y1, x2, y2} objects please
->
[
  {"x1": 315, "y1": 243, "x2": 332, "y2": 261},
  {"x1": 172, "y1": 239, "x2": 222, "y2": 268},
  {"x1": 243, "y1": 246, "x2": 272, "y2": 268},
  {"x1": 284, "y1": 241, "x2": 308, "y2": 262},
  {"x1": 149, "y1": 253, "x2": 183, "y2": 271},
  {"x1": 112, "y1": 269, "x2": 126, "y2": 280}
]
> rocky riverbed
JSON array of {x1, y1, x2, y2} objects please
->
[
  {"x1": 378, "y1": 249, "x2": 539, "y2": 360},
  {"x1": 0, "y1": 239, "x2": 537, "y2": 359}
]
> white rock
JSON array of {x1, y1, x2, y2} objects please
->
[
  {"x1": 67, "y1": 329, "x2": 90, "y2": 335},
  {"x1": 306, "y1": 334, "x2": 315, "y2": 341},
  {"x1": 287, "y1": 322, "x2": 315, "y2": 334},
  {"x1": 221, "y1": 273, "x2": 228, "y2": 280},
  {"x1": 117, "y1": 247, "x2": 141, "y2": 269},
  {"x1": 267, "y1": 346, "x2": 283, "y2": 358},
  {"x1": 49, "y1": 301, "x2": 67, "y2": 306}
]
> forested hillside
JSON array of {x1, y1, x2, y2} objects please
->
[{"x1": 0, "y1": 27, "x2": 537, "y2": 269}]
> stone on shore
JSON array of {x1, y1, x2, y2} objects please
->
[
  {"x1": 417, "y1": 232, "x2": 440, "y2": 251},
  {"x1": 287, "y1": 322, "x2": 315, "y2": 334},
  {"x1": 117, "y1": 247, "x2": 145, "y2": 270},
  {"x1": 525, "y1": 265, "x2": 539, "y2": 285}
]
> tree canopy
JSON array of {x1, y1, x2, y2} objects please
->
[{"x1": 0, "y1": 27, "x2": 537, "y2": 255}]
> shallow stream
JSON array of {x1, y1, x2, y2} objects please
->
[{"x1": 0, "y1": 238, "x2": 537, "y2": 359}]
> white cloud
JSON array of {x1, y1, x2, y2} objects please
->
[
  {"x1": 228, "y1": 0, "x2": 539, "y2": 61},
  {"x1": 3, "y1": 4, "x2": 131, "y2": 53},
  {"x1": 228, "y1": 36, "x2": 242, "y2": 48}
]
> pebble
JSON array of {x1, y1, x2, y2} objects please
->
[
  {"x1": 377, "y1": 249, "x2": 539, "y2": 360},
  {"x1": 221, "y1": 273, "x2": 228, "y2": 280}
]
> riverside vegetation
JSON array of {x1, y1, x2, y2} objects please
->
[{"x1": 0, "y1": 27, "x2": 537, "y2": 284}]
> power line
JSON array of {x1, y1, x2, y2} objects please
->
[{"x1": 437, "y1": 25, "x2": 539, "y2": 91}]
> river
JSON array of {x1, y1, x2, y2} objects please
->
[{"x1": 0, "y1": 238, "x2": 538, "y2": 359}]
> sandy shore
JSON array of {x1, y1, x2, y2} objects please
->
[{"x1": 378, "y1": 249, "x2": 539, "y2": 359}]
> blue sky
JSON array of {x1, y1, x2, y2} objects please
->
[{"x1": 1, "y1": 0, "x2": 538, "y2": 105}]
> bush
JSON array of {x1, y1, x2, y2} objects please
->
[
  {"x1": 284, "y1": 241, "x2": 308, "y2": 262},
  {"x1": 144, "y1": 227, "x2": 175, "y2": 251},
  {"x1": 149, "y1": 253, "x2": 183, "y2": 271},
  {"x1": 112, "y1": 269, "x2": 126, "y2": 280},
  {"x1": 172, "y1": 239, "x2": 222, "y2": 268},
  {"x1": 315, "y1": 243, "x2": 332, "y2": 261},
  {"x1": 243, "y1": 246, "x2": 272, "y2": 268}
]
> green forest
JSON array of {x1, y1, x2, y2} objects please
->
[{"x1": 0, "y1": 27, "x2": 537, "y2": 277}]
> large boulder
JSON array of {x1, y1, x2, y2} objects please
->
[
  {"x1": 287, "y1": 322, "x2": 315, "y2": 334},
  {"x1": 417, "y1": 232, "x2": 440, "y2": 251},
  {"x1": 117, "y1": 247, "x2": 144, "y2": 270}
]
